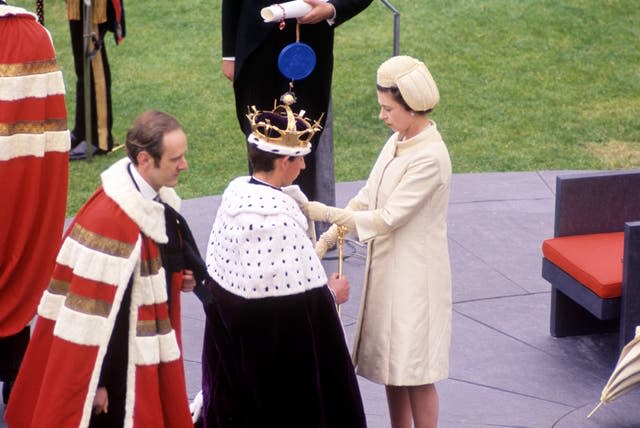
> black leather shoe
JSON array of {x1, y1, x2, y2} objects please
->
[
  {"x1": 69, "y1": 141, "x2": 108, "y2": 160},
  {"x1": 70, "y1": 130, "x2": 81, "y2": 149},
  {"x1": 69, "y1": 140, "x2": 90, "y2": 160}
]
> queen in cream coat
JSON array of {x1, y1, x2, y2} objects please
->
[
  {"x1": 347, "y1": 121, "x2": 452, "y2": 386},
  {"x1": 303, "y1": 55, "x2": 452, "y2": 426}
]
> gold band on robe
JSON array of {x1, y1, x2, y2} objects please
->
[{"x1": 67, "y1": 0, "x2": 108, "y2": 24}]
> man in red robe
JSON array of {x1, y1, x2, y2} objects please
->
[
  {"x1": 0, "y1": 1, "x2": 70, "y2": 405},
  {"x1": 6, "y1": 111, "x2": 198, "y2": 428}
]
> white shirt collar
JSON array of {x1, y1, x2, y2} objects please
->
[{"x1": 129, "y1": 163, "x2": 158, "y2": 201}]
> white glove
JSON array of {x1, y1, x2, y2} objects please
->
[
  {"x1": 307, "y1": 201, "x2": 356, "y2": 232},
  {"x1": 315, "y1": 223, "x2": 340, "y2": 259}
]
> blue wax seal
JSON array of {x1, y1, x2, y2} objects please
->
[{"x1": 278, "y1": 42, "x2": 316, "y2": 80}]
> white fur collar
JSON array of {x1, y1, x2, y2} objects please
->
[
  {"x1": 101, "y1": 158, "x2": 181, "y2": 243},
  {"x1": 221, "y1": 176, "x2": 308, "y2": 230},
  {"x1": 0, "y1": 5, "x2": 37, "y2": 19},
  {"x1": 206, "y1": 177, "x2": 327, "y2": 298}
]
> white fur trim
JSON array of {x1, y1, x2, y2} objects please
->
[
  {"x1": 0, "y1": 5, "x2": 37, "y2": 19},
  {"x1": 101, "y1": 158, "x2": 182, "y2": 242},
  {"x1": 247, "y1": 133, "x2": 311, "y2": 156},
  {"x1": 77, "y1": 240, "x2": 142, "y2": 428},
  {"x1": 158, "y1": 330, "x2": 182, "y2": 362},
  {"x1": 135, "y1": 268, "x2": 169, "y2": 306},
  {"x1": 0, "y1": 71, "x2": 66, "y2": 101},
  {"x1": 53, "y1": 305, "x2": 108, "y2": 346},
  {"x1": 49, "y1": 237, "x2": 140, "y2": 344},
  {"x1": 37, "y1": 290, "x2": 66, "y2": 320},
  {"x1": 219, "y1": 177, "x2": 309, "y2": 228},
  {"x1": 57, "y1": 235, "x2": 138, "y2": 287},
  {"x1": 134, "y1": 331, "x2": 181, "y2": 365},
  {"x1": 206, "y1": 177, "x2": 327, "y2": 298},
  {"x1": 124, "y1": 259, "x2": 144, "y2": 428},
  {"x1": 190, "y1": 390, "x2": 203, "y2": 423},
  {"x1": 282, "y1": 184, "x2": 308, "y2": 205},
  {"x1": 124, "y1": 298, "x2": 138, "y2": 428},
  {"x1": 0, "y1": 131, "x2": 70, "y2": 160},
  {"x1": 282, "y1": 185, "x2": 317, "y2": 241},
  {"x1": 158, "y1": 186, "x2": 181, "y2": 211}
]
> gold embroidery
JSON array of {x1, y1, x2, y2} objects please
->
[
  {"x1": 67, "y1": 0, "x2": 107, "y2": 24},
  {"x1": 90, "y1": 23, "x2": 110, "y2": 152},
  {"x1": 0, "y1": 59, "x2": 58, "y2": 77},
  {"x1": 136, "y1": 318, "x2": 172, "y2": 336},
  {"x1": 65, "y1": 292, "x2": 111, "y2": 318},
  {"x1": 0, "y1": 119, "x2": 68, "y2": 137},
  {"x1": 139, "y1": 255, "x2": 162, "y2": 277},
  {"x1": 70, "y1": 224, "x2": 135, "y2": 258},
  {"x1": 93, "y1": 0, "x2": 107, "y2": 23},
  {"x1": 67, "y1": 0, "x2": 80, "y2": 20},
  {"x1": 48, "y1": 279, "x2": 70, "y2": 296}
]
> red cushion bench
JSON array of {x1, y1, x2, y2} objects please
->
[
  {"x1": 542, "y1": 232, "x2": 623, "y2": 299},
  {"x1": 541, "y1": 170, "x2": 640, "y2": 352}
]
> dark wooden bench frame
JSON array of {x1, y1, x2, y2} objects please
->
[{"x1": 541, "y1": 170, "x2": 640, "y2": 351}]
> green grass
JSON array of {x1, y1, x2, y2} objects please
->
[{"x1": 13, "y1": 0, "x2": 640, "y2": 216}]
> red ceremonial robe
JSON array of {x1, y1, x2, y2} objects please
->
[
  {"x1": 0, "y1": 5, "x2": 69, "y2": 338},
  {"x1": 5, "y1": 158, "x2": 193, "y2": 428}
]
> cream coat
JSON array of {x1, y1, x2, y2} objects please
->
[{"x1": 350, "y1": 122, "x2": 452, "y2": 385}]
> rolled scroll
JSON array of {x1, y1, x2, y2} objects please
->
[{"x1": 260, "y1": 0, "x2": 327, "y2": 22}]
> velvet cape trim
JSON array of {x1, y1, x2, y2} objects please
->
[{"x1": 201, "y1": 282, "x2": 366, "y2": 427}]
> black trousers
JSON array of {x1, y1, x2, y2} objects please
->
[
  {"x1": 0, "y1": 326, "x2": 30, "y2": 384},
  {"x1": 0, "y1": 325, "x2": 30, "y2": 404},
  {"x1": 88, "y1": 279, "x2": 132, "y2": 428},
  {"x1": 69, "y1": 14, "x2": 114, "y2": 152}
]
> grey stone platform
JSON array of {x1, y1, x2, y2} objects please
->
[{"x1": 3, "y1": 171, "x2": 640, "y2": 427}]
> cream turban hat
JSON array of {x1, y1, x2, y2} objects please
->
[{"x1": 376, "y1": 55, "x2": 439, "y2": 111}]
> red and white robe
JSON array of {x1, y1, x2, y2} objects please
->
[
  {"x1": 0, "y1": 5, "x2": 69, "y2": 339},
  {"x1": 5, "y1": 158, "x2": 193, "y2": 428}
]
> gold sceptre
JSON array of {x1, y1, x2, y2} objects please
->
[{"x1": 336, "y1": 225, "x2": 347, "y2": 316}]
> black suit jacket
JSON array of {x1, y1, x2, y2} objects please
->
[{"x1": 222, "y1": 0, "x2": 371, "y2": 74}]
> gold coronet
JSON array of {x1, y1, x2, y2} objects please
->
[{"x1": 247, "y1": 93, "x2": 323, "y2": 148}]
